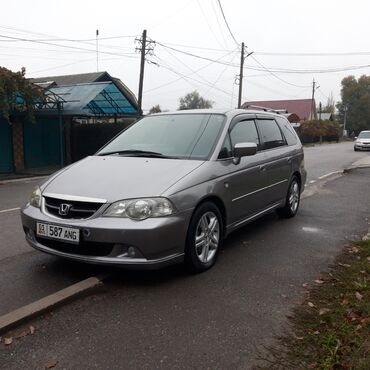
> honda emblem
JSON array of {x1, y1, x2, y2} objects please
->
[{"x1": 59, "y1": 203, "x2": 72, "y2": 216}]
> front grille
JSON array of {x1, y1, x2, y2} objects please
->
[
  {"x1": 44, "y1": 196, "x2": 104, "y2": 219},
  {"x1": 36, "y1": 236, "x2": 114, "y2": 257}
]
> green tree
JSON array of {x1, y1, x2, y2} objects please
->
[
  {"x1": 178, "y1": 90, "x2": 213, "y2": 110},
  {"x1": 336, "y1": 75, "x2": 370, "y2": 134},
  {"x1": 148, "y1": 104, "x2": 162, "y2": 114},
  {"x1": 0, "y1": 66, "x2": 43, "y2": 122}
]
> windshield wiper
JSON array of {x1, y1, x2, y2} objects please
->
[{"x1": 98, "y1": 150, "x2": 175, "y2": 158}]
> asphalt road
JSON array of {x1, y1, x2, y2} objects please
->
[
  {"x1": 304, "y1": 141, "x2": 370, "y2": 181},
  {"x1": 0, "y1": 143, "x2": 370, "y2": 369}
]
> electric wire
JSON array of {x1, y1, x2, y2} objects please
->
[{"x1": 216, "y1": 0, "x2": 239, "y2": 46}]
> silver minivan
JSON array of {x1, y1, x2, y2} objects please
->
[{"x1": 21, "y1": 109, "x2": 306, "y2": 272}]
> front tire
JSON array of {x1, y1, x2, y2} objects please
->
[
  {"x1": 185, "y1": 202, "x2": 223, "y2": 273},
  {"x1": 277, "y1": 176, "x2": 301, "y2": 218}
]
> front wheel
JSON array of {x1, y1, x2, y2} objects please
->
[
  {"x1": 277, "y1": 176, "x2": 301, "y2": 218},
  {"x1": 185, "y1": 202, "x2": 223, "y2": 273}
]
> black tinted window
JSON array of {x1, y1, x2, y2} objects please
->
[
  {"x1": 276, "y1": 117, "x2": 298, "y2": 145},
  {"x1": 230, "y1": 120, "x2": 260, "y2": 148},
  {"x1": 257, "y1": 119, "x2": 285, "y2": 150},
  {"x1": 218, "y1": 134, "x2": 232, "y2": 159}
]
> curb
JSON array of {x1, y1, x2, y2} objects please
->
[
  {"x1": 302, "y1": 164, "x2": 370, "y2": 200},
  {"x1": 0, "y1": 276, "x2": 104, "y2": 334},
  {"x1": 0, "y1": 175, "x2": 47, "y2": 185}
]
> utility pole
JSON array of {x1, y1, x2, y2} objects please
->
[
  {"x1": 135, "y1": 30, "x2": 155, "y2": 116},
  {"x1": 96, "y1": 29, "x2": 99, "y2": 72},
  {"x1": 237, "y1": 42, "x2": 245, "y2": 109},
  {"x1": 236, "y1": 44, "x2": 253, "y2": 109},
  {"x1": 137, "y1": 29, "x2": 147, "y2": 116},
  {"x1": 319, "y1": 102, "x2": 322, "y2": 121},
  {"x1": 311, "y1": 78, "x2": 319, "y2": 120}
]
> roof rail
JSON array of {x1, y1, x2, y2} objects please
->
[{"x1": 243, "y1": 105, "x2": 288, "y2": 114}]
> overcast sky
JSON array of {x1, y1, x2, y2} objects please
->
[{"x1": 1, "y1": 0, "x2": 370, "y2": 112}]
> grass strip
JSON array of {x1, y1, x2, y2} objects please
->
[{"x1": 258, "y1": 240, "x2": 370, "y2": 369}]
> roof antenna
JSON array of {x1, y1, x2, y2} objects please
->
[{"x1": 96, "y1": 29, "x2": 99, "y2": 72}]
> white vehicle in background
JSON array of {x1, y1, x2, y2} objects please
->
[{"x1": 354, "y1": 131, "x2": 370, "y2": 151}]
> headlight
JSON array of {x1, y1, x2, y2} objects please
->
[
  {"x1": 103, "y1": 197, "x2": 175, "y2": 220},
  {"x1": 29, "y1": 186, "x2": 42, "y2": 208}
]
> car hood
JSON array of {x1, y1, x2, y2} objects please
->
[
  {"x1": 43, "y1": 156, "x2": 205, "y2": 202},
  {"x1": 357, "y1": 138, "x2": 370, "y2": 143}
]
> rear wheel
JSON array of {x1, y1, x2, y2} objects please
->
[
  {"x1": 277, "y1": 176, "x2": 301, "y2": 218},
  {"x1": 185, "y1": 202, "x2": 223, "y2": 273}
]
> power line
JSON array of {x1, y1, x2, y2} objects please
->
[
  {"x1": 210, "y1": 0, "x2": 229, "y2": 48},
  {"x1": 161, "y1": 44, "x2": 238, "y2": 95},
  {"x1": 157, "y1": 42, "x2": 236, "y2": 67},
  {"x1": 144, "y1": 49, "x2": 236, "y2": 94},
  {"x1": 254, "y1": 51, "x2": 370, "y2": 56},
  {"x1": 0, "y1": 33, "x2": 138, "y2": 58},
  {"x1": 196, "y1": 0, "x2": 227, "y2": 49},
  {"x1": 216, "y1": 0, "x2": 239, "y2": 46},
  {"x1": 152, "y1": 56, "x2": 234, "y2": 98},
  {"x1": 157, "y1": 42, "x2": 370, "y2": 74},
  {"x1": 250, "y1": 55, "x2": 310, "y2": 88}
]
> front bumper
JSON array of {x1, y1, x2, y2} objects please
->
[
  {"x1": 354, "y1": 143, "x2": 370, "y2": 150},
  {"x1": 21, "y1": 205, "x2": 192, "y2": 269}
]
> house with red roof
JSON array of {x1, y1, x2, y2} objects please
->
[{"x1": 241, "y1": 99, "x2": 317, "y2": 122}]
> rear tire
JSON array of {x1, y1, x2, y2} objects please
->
[
  {"x1": 185, "y1": 202, "x2": 223, "y2": 273},
  {"x1": 277, "y1": 176, "x2": 301, "y2": 218}
]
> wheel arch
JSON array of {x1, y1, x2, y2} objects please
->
[{"x1": 292, "y1": 171, "x2": 301, "y2": 187}]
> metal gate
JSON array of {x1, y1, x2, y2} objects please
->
[
  {"x1": 23, "y1": 117, "x2": 63, "y2": 169},
  {"x1": 0, "y1": 118, "x2": 14, "y2": 173}
]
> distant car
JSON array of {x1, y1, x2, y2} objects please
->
[
  {"x1": 21, "y1": 109, "x2": 306, "y2": 272},
  {"x1": 354, "y1": 130, "x2": 370, "y2": 151}
]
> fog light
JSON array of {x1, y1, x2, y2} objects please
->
[{"x1": 127, "y1": 246, "x2": 136, "y2": 258}]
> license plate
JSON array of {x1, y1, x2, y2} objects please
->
[{"x1": 36, "y1": 222, "x2": 80, "y2": 244}]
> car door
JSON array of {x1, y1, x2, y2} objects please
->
[
  {"x1": 220, "y1": 117, "x2": 271, "y2": 224},
  {"x1": 255, "y1": 117, "x2": 292, "y2": 206}
]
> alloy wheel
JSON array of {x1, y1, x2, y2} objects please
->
[
  {"x1": 289, "y1": 181, "x2": 300, "y2": 214},
  {"x1": 195, "y1": 211, "x2": 220, "y2": 263}
]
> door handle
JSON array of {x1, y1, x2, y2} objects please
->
[
  {"x1": 259, "y1": 165, "x2": 267, "y2": 172},
  {"x1": 286, "y1": 157, "x2": 292, "y2": 163}
]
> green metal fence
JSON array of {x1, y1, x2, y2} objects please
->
[
  {"x1": 23, "y1": 117, "x2": 63, "y2": 169},
  {"x1": 0, "y1": 118, "x2": 14, "y2": 173}
]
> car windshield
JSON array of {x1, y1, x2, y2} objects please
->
[
  {"x1": 97, "y1": 113, "x2": 225, "y2": 160},
  {"x1": 358, "y1": 131, "x2": 370, "y2": 139}
]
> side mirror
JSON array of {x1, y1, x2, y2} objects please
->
[
  {"x1": 233, "y1": 142, "x2": 257, "y2": 164},
  {"x1": 354, "y1": 137, "x2": 358, "y2": 140}
]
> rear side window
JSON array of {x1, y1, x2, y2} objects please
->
[
  {"x1": 276, "y1": 117, "x2": 298, "y2": 145},
  {"x1": 256, "y1": 119, "x2": 285, "y2": 150}
]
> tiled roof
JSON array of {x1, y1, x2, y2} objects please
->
[{"x1": 242, "y1": 99, "x2": 316, "y2": 121}]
